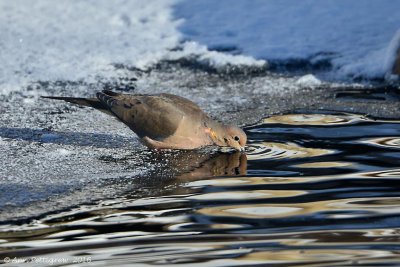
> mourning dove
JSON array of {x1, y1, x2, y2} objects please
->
[{"x1": 43, "y1": 90, "x2": 247, "y2": 151}]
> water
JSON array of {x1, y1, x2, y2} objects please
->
[{"x1": 1, "y1": 113, "x2": 400, "y2": 266}]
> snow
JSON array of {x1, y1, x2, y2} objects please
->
[
  {"x1": 166, "y1": 41, "x2": 266, "y2": 68},
  {"x1": 296, "y1": 74, "x2": 322, "y2": 86},
  {"x1": 175, "y1": 0, "x2": 400, "y2": 80},
  {"x1": 1, "y1": 0, "x2": 398, "y2": 94},
  {"x1": 0, "y1": 0, "x2": 181, "y2": 93},
  {"x1": 0, "y1": 0, "x2": 264, "y2": 95},
  {"x1": 384, "y1": 30, "x2": 400, "y2": 80}
]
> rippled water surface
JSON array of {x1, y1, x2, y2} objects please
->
[{"x1": 2, "y1": 113, "x2": 400, "y2": 266}]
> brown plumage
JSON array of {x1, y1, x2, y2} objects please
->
[{"x1": 42, "y1": 90, "x2": 247, "y2": 151}]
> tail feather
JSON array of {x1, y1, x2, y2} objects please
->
[
  {"x1": 41, "y1": 96, "x2": 112, "y2": 115},
  {"x1": 96, "y1": 91, "x2": 117, "y2": 108},
  {"x1": 101, "y1": 89, "x2": 121, "y2": 97}
]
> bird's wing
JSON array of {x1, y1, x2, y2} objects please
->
[
  {"x1": 96, "y1": 91, "x2": 186, "y2": 140},
  {"x1": 159, "y1": 93, "x2": 203, "y2": 114}
]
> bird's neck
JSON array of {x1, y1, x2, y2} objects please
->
[{"x1": 204, "y1": 120, "x2": 227, "y2": 146}]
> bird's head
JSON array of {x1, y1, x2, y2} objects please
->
[
  {"x1": 206, "y1": 124, "x2": 247, "y2": 151},
  {"x1": 223, "y1": 125, "x2": 247, "y2": 151}
]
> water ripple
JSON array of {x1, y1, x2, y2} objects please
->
[
  {"x1": 247, "y1": 142, "x2": 334, "y2": 160},
  {"x1": 262, "y1": 113, "x2": 366, "y2": 126}
]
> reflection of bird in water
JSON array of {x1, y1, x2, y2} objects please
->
[
  {"x1": 178, "y1": 152, "x2": 247, "y2": 180},
  {"x1": 170, "y1": 150, "x2": 247, "y2": 181},
  {"x1": 107, "y1": 150, "x2": 247, "y2": 200},
  {"x1": 43, "y1": 90, "x2": 247, "y2": 151}
]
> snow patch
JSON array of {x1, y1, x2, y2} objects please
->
[
  {"x1": 296, "y1": 74, "x2": 322, "y2": 86},
  {"x1": 338, "y1": 31, "x2": 400, "y2": 80},
  {"x1": 56, "y1": 148, "x2": 73, "y2": 156},
  {"x1": 0, "y1": 0, "x2": 269, "y2": 95},
  {"x1": 167, "y1": 42, "x2": 266, "y2": 68},
  {"x1": 0, "y1": 0, "x2": 181, "y2": 93},
  {"x1": 384, "y1": 30, "x2": 400, "y2": 80},
  {"x1": 1, "y1": 0, "x2": 399, "y2": 95},
  {"x1": 175, "y1": 0, "x2": 400, "y2": 80}
]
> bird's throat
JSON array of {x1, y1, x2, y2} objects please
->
[{"x1": 205, "y1": 126, "x2": 225, "y2": 146}]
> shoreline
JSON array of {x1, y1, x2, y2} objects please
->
[{"x1": 1, "y1": 63, "x2": 400, "y2": 223}]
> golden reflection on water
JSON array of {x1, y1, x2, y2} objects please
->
[
  {"x1": 333, "y1": 197, "x2": 400, "y2": 209},
  {"x1": 186, "y1": 176, "x2": 322, "y2": 188},
  {"x1": 247, "y1": 142, "x2": 334, "y2": 160},
  {"x1": 262, "y1": 113, "x2": 400, "y2": 127},
  {"x1": 197, "y1": 197, "x2": 400, "y2": 219},
  {"x1": 188, "y1": 189, "x2": 305, "y2": 200},
  {"x1": 294, "y1": 161, "x2": 351, "y2": 168},
  {"x1": 362, "y1": 137, "x2": 400, "y2": 149},
  {"x1": 365, "y1": 229, "x2": 400, "y2": 237},
  {"x1": 358, "y1": 168, "x2": 400, "y2": 178},
  {"x1": 237, "y1": 249, "x2": 394, "y2": 265},
  {"x1": 262, "y1": 113, "x2": 365, "y2": 125},
  {"x1": 185, "y1": 165, "x2": 400, "y2": 189}
]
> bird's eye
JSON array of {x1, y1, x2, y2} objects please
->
[{"x1": 234, "y1": 136, "x2": 240, "y2": 141}]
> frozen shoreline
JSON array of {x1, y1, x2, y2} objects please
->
[{"x1": 1, "y1": 64, "x2": 400, "y2": 223}]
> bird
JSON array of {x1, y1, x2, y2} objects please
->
[{"x1": 42, "y1": 90, "x2": 247, "y2": 151}]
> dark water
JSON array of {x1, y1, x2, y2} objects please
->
[{"x1": 1, "y1": 113, "x2": 400, "y2": 266}]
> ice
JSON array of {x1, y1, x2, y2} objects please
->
[
  {"x1": 41, "y1": 133, "x2": 61, "y2": 142},
  {"x1": 0, "y1": 63, "x2": 327, "y2": 221}
]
